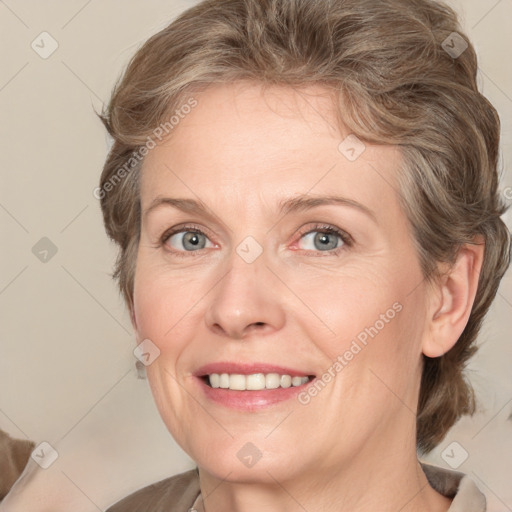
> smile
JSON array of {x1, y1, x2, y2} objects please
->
[{"x1": 206, "y1": 373, "x2": 312, "y2": 390}]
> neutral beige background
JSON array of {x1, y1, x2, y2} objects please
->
[{"x1": 0, "y1": 0, "x2": 511, "y2": 510}]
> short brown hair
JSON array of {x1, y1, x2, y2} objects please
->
[{"x1": 98, "y1": 0, "x2": 511, "y2": 452}]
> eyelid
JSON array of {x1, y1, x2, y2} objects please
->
[
  {"x1": 160, "y1": 223, "x2": 213, "y2": 245},
  {"x1": 155, "y1": 224, "x2": 216, "y2": 259},
  {"x1": 159, "y1": 222, "x2": 353, "y2": 256},
  {"x1": 295, "y1": 223, "x2": 353, "y2": 245},
  {"x1": 291, "y1": 223, "x2": 353, "y2": 255}
]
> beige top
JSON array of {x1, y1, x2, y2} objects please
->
[{"x1": 105, "y1": 463, "x2": 486, "y2": 511}]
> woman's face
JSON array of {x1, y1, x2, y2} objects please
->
[{"x1": 133, "y1": 82, "x2": 432, "y2": 482}]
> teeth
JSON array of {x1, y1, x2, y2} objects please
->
[
  {"x1": 291, "y1": 376, "x2": 304, "y2": 386},
  {"x1": 280, "y1": 375, "x2": 292, "y2": 388},
  {"x1": 229, "y1": 374, "x2": 246, "y2": 391},
  {"x1": 219, "y1": 373, "x2": 230, "y2": 388},
  {"x1": 207, "y1": 373, "x2": 310, "y2": 390},
  {"x1": 265, "y1": 373, "x2": 280, "y2": 389},
  {"x1": 247, "y1": 373, "x2": 266, "y2": 390},
  {"x1": 209, "y1": 373, "x2": 220, "y2": 388}
]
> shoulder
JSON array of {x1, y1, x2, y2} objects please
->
[
  {"x1": 105, "y1": 468, "x2": 200, "y2": 512},
  {"x1": 420, "y1": 462, "x2": 487, "y2": 512}
]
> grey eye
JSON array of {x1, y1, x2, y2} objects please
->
[
  {"x1": 168, "y1": 231, "x2": 211, "y2": 251},
  {"x1": 299, "y1": 231, "x2": 343, "y2": 252}
]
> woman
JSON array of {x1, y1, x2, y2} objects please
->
[{"x1": 97, "y1": 0, "x2": 511, "y2": 510}]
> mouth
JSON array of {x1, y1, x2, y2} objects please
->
[
  {"x1": 201, "y1": 373, "x2": 315, "y2": 391},
  {"x1": 193, "y1": 362, "x2": 316, "y2": 409}
]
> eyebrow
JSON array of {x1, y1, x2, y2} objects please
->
[
  {"x1": 278, "y1": 195, "x2": 377, "y2": 223},
  {"x1": 143, "y1": 194, "x2": 377, "y2": 224}
]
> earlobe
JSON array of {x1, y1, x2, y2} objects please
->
[{"x1": 422, "y1": 237, "x2": 485, "y2": 358}]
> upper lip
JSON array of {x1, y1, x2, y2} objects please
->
[{"x1": 195, "y1": 362, "x2": 315, "y2": 378}]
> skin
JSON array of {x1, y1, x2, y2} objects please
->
[{"x1": 131, "y1": 81, "x2": 484, "y2": 512}]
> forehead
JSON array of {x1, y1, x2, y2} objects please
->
[{"x1": 139, "y1": 81, "x2": 403, "y2": 222}]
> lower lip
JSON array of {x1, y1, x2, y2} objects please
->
[{"x1": 196, "y1": 377, "x2": 314, "y2": 410}]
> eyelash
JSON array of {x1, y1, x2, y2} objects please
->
[{"x1": 159, "y1": 223, "x2": 353, "y2": 258}]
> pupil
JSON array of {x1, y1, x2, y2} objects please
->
[
  {"x1": 184, "y1": 232, "x2": 205, "y2": 249},
  {"x1": 316, "y1": 232, "x2": 336, "y2": 250}
]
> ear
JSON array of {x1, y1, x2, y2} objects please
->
[{"x1": 422, "y1": 237, "x2": 485, "y2": 358}]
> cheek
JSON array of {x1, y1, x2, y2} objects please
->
[
  {"x1": 296, "y1": 263, "x2": 425, "y2": 369},
  {"x1": 132, "y1": 257, "x2": 208, "y2": 343},
  {"x1": 308, "y1": 286, "x2": 424, "y2": 425}
]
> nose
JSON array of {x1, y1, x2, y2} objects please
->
[{"x1": 204, "y1": 250, "x2": 286, "y2": 340}]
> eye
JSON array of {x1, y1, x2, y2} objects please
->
[
  {"x1": 295, "y1": 224, "x2": 351, "y2": 255},
  {"x1": 161, "y1": 226, "x2": 214, "y2": 253},
  {"x1": 159, "y1": 223, "x2": 352, "y2": 256}
]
